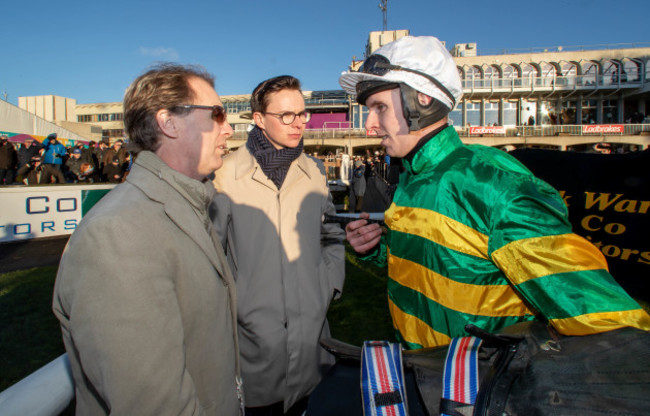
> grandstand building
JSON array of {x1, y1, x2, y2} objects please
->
[{"x1": 17, "y1": 30, "x2": 650, "y2": 153}]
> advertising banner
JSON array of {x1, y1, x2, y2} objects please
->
[
  {"x1": 469, "y1": 126, "x2": 506, "y2": 135},
  {"x1": 581, "y1": 124, "x2": 624, "y2": 134},
  {"x1": 511, "y1": 148, "x2": 649, "y2": 301},
  {"x1": 0, "y1": 185, "x2": 114, "y2": 243}
]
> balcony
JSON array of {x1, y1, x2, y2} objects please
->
[{"x1": 461, "y1": 73, "x2": 647, "y2": 98}]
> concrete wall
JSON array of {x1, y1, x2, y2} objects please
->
[{"x1": 18, "y1": 95, "x2": 76, "y2": 122}]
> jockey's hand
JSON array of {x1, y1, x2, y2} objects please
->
[{"x1": 345, "y1": 212, "x2": 382, "y2": 254}]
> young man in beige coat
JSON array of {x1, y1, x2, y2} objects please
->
[
  {"x1": 53, "y1": 63, "x2": 243, "y2": 415},
  {"x1": 211, "y1": 75, "x2": 345, "y2": 415}
]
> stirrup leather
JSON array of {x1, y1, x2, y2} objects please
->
[
  {"x1": 361, "y1": 340, "x2": 409, "y2": 416},
  {"x1": 440, "y1": 336, "x2": 483, "y2": 416}
]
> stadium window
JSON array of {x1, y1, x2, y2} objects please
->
[
  {"x1": 449, "y1": 108, "x2": 462, "y2": 126},
  {"x1": 485, "y1": 101, "x2": 499, "y2": 126},
  {"x1": 504, "y1": 102, "x2": 517, "y2": 126}
]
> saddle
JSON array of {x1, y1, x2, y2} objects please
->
[{"x1": 321, "y1": 321, "x2": 650, "y2": 415}]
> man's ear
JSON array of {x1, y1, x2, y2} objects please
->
[
  {"x1": 252, "y1": 112, "x2": 266, "y2": 130},
  {"x1": 417, "y1": 92, "x2": 433, "y2": 106},
  {"x1": 156, "y1": 109, "x2": 180, "y2": 139}
]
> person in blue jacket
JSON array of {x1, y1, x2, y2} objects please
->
[{"x1": 41, "y1": 133, "x2": 67, "y2": 176}]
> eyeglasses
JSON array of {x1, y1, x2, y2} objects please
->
[
  {"x1": 357, "y1": 54, "x2": 456, "y2": 107},
  {"x1": 172, "y1": 105, "x2": 227, "y2": 123},
  {"x1": 263, "y1": 111, "x2": 311, "y2": 125}
]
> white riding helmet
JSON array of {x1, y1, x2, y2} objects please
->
[{"x1": 339, "y1": 36, "x2": 463, "y2": 130}]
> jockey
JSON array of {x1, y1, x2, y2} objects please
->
[{"x1": 339, "y1": 35, "x2": 650, "y2": 349}]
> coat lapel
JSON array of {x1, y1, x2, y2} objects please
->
[
  {"x1": 163, "y1": 196, "x2": 221, "y2": 268},
  {"x1": 233, "y1": 147, "x2": 276, "y2": 191},
  {"x1": 282, "y1": 153, "x2": 312, "y2": 190}
]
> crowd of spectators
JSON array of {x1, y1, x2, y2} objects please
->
[{"x1": 0, "y1": 133, "x2": 133, "y2": 185}]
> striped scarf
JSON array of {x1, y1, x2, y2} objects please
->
[{"x1": 246, "y1": 126, "x2": 303, "y2": 189}]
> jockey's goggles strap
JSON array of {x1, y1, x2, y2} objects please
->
[
  {"x1": 441, "y1": 336, "x2": 483, "y2": 416},
  {"x1": 358, "y1": 54, "x2": 457, "y2": 108},
  {"x1": 361, "y1": 340, "x2": 409, "y2": 416}
]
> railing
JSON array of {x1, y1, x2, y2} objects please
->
[
  {"x1": 231, "y1": 128, "x2": 368, "y2": 141},
  {"x1": 479, "y1": 42, "x2": 650, "y2": 56},
  {"x1": 462, "y1": 73, "x2": 646, "y2": 92},
  {"x1": 456, "y1": 123, "x2": 650, "y2": 137},
  {"x1": 230, "y1": 125, "x2": 650, "y2": 141},
  {"x1": 0, "y1": 354, "x2": 74, "y2": 416},
  {"x1": 305, "y1": 98, "x2": 349, "y2": 107}
]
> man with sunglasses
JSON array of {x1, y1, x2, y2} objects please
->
[
  {"x1": 211, "y1": 75, "x2": 345, "y2": 415},
  {"x1": 53, "y1": 63, "x2": 243, "y2": 415},
  {"x1": 339, "y1": 36, "x2": 649, "y2": 349}
]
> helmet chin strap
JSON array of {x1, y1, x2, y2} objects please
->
[{"x1": 399, "y1": 84, "x2": 450, "y2": 131}]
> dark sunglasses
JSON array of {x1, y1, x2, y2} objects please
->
[
  {"x1": 172, "y1": 105, "x2": 227, "y2": 123},
  {"x1": 357, "y1": 54, "x2": 456, "y2": 107}
]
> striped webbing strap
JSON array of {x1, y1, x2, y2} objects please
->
[
  {"x1": 441, "y1": 336, "x2": 483, "y2": 416},
  {"x1": 361, "y1": 340, "x2": 408, "y2": 416}
]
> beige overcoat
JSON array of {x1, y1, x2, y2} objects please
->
[
  {"x1": 53, "y1": 151, "x2": 241, "y2": 415},
  {"x1": 212, "y1": 146, "x2": 345, "y2": 410}
]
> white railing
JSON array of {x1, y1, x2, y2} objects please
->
[
  {"x1": 456, "y1": 123, "x2": 650, "y2": 137},
  {"x1": 462, "y1": 73, "x2": 646, "y2": 92},
  {"x1": 322, "y1": 121, "x2": 352, "y2": 130},
  {"x1": 0, "y1": 354, "x2": 74, "y2": 416},
  {"x1": 229, "y1": 124, "x2": 649, "y2": 141}
]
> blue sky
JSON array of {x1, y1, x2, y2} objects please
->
[{"x1": 1, "y1": 0, "x2": 648, "y2": 105}]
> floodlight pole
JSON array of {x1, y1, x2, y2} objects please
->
[{"x1": 379, "y1": 0, "x2": 388, "y2": 31}]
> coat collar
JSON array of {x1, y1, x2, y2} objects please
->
[
  {"x1": 127, "y1": 152, "x2": 228, "y2": 279},
  {"x1": 231, "y1": 146, "x2": 312, "y2": 191},
  {"x1": 134, "y1": 151, "x2": 214, "y2": 214}
]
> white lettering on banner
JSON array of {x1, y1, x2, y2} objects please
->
[
  {"x1": 469, "y1": 126, "x2": 506, "y2": 135},
  {"x1": 582, "y1": 124, "x2": 624, "y2": 134},
  {"x1": 0, "y1": 184, "x2": 114, "y2": 243}
]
